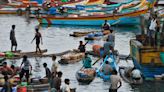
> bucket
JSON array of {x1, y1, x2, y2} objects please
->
[
  {"x1": 160, "y1": 52, "x2": 164, "y2": 63},
  {"x1": 17, "y1": 86, "x2": 27, "y2": 92}
]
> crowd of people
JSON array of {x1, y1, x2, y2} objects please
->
[{"x1": 0, "y1": 55, "x2": 72, "y2": 92}]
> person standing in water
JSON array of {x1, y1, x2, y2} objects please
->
[
  {"x1": 31, "y1": 28, "x2": 43, "y2": 53},
  {"x1": 10, "y1": 25, "x2": 17, "y2": 51}
]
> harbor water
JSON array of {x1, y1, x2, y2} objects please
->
[{"x1": 0, "y1": 15, "x2": 164, "y2": 92}]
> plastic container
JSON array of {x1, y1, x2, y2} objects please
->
[
  {"x1": 17, "y1": 86, "x2": 27, "y2": 92},
  {"x1": 5, "y1": 51, "x2": 14, "y2": 58}
]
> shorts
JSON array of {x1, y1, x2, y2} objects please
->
[
  {"x1": 11, "y1": 40, "x2": 17, "y2": 46},
  {"x1": 133, "y1": 77, "x2": 141, "y2": 80},
  {"x1": 20, "y1": 68, "x2": 29, "y2": 79},
  {"x1": 109, "y1": 89, "x2": 117, "y2": 92}
]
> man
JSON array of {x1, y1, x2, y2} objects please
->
[
  {"x1": 107, "y1": 30, "x2": 115, "y2": 48},
  {"x1": 31, "y1": 28, "x2": 43, "y2": 53},
  {"x1": 148, "y1": 15, "x2": 157, "y2": 46},
  {"x1": 10, "y1": 25, "x2": 17, "y2": 51},
  {"x1": 61, "y1": 78, "x2": 71, "y2": 92},
  {"x1": 43, "y1": 63, "x2": 51, "y2": 81},
  {"x1": 0, "y1": 62, "x2": 13, "y2": 76},
  {"x1": 131, "y1": 67, "x2": 142, "y2": 82},
  {"x1": 101, "y1": 60, "x2": 113, "y2": 75},
  {"x1": 50, "y1": 71, "x2": 63, "y2": 92},
  {"x1": 102, "y1": 20, "x2": 111, "y2": 31},
  {"x1": 103, "y1": 39, "x2": 114, "y2": 59},
  {"x1": 10, "y1": 65, "x2": 20, "y2": 78},
  {"x1": 1, "y1": 76, "x2": 12, "y2": 92},
  {"x1": 78, "y1": 41, "x2": 87, "y2": 53},
  {"x1": 51, "y1": 55, "x2": 58, "y2": 77},
  {"x1": 20, "y1": 55, "x2": 32, "y2": 83},
  {"x1": 82, "y1": 53, "x2": 92, "y2": 68},
  {"x1": 109, "y1": 70, "x2": 122, "y2": 92}
]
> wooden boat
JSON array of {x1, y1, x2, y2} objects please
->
[
  {"x1": 96, "y1": 54, "x2": 119, "y2": 81},
  {"x1": 130, "y1": 34, "x2": 164, "y2": 80},
  {"x1": 76, "y1": 68, "x2": 96, "y2": 84},
  {"x1": 70, "y1": 31, "x2": 99, "y2": 37},
  {"x1": 37, "y1": 0, "x2": 156, "y2": 26},
  {"x1": 0, "y1": 49, "x2": 47, "y2": 59},
  {"x1": 84, "y1": 30, "x2": 110, "y2": 40},
  {"x1": 58, "y1": 52, "x2": 85, "y2": 64},
  {"x1": 119, "y1": 67, "x2": 143, "y2": 84}
]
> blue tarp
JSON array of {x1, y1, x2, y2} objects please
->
[{"x1": 31, "y1": 0, "x2": 44, "y2": 4}]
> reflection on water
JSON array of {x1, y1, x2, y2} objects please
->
[{"x1": 0, "y1": 16, "x2": 164, "y2": 92}]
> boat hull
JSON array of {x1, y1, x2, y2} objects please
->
[
  {"x1": 39, "y1": 16, "x2": 140, "y2": 26},
  {"x1": 76, "y1": 68, "x2": 96, "y2": 84},
  {"x1": 119, "y1": 67, "x2": 143, "y2": 84},
  {"x1": 130, "y1": 38, "x2": 164, "y2": 80}
]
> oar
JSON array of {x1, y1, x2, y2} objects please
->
[
  {"x1": 80, "y1": 57, "x2": 102, "y2": 70},
  {"x1": 92, "y1": 57, "x2": 102, "y2": 65}
]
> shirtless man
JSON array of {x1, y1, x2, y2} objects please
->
[{"x1": 31, "y1": 28, "x2": 43, "y2": 53}]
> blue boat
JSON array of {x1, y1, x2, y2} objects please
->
[{"x1": 96, "y1": 54, "x2": 119, "y2": 81}]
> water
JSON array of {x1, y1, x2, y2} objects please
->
[{"x1": 0, "y1": 15, "x2": 164, "y2": 92}]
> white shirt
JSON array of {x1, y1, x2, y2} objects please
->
[
  {"x1": 61, "y1": 84, "x2": 71, "y2": 92},
  {"x1": 149, "y1": 19, "x2": 157, "y2": 31},
  {"x1": 110, "y1": 75, "x2": 121, "y2": 89},
  {"x1": 131, "y1": 69, "x2": 141, "y2": 78}
]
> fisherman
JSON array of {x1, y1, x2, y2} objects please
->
[
  {"x1": 102, "y1": 20, "x2": 111, "y2": 31},
  {"x1": 10, "y1": 65, "x2": 20, "y2": 78},
  {"x1": 51, "y1": 55, "x2": 58, "y2": 77},
  {"x1": 10, "y1": 25, "x2": 17, "y2": 51},
  {"x1": 148, "y1": 15, "x2": 158, "y2": 46},
  {"x1": 131, "y1": 67, "x2": 142, "y2": 81},
  {"x1": 107, "y1": 29, "x2": 115, "y2": 48},
  {"x1": 82, "y1": 53, "x2": 92, "y2": 68},
  {"x1": 109, "y1": 70, "x2": 122, "y2": 92},
  {"x1": 0, "y1": 62, "x2": 13, "y2": 76},
  {"x1": 31, "y1": 28, "x2": 43, "y2": 53},
  {"x1": 103, "y1": 39, "x2": 114, "y2": 59},
  {"x1": 20, "y1": 55, "x2": 32, "y2": 83},
  {"x1": 61, "y1": 78, "x2": 71, "y2": 92},
  {"x1": 0, "y1": 76, "x2": 12, "y2": 92},
  {"x1": 101, "y1": 59, "x2": 113, "y2": 75},
  {"x1": 43, "y1": 63, "x2": 51, "y2": 81},
  {"x1": 50, "y1": 71, "x2": 63, "y2": 92},
  {"x1": 78, "y1": 41, "x2": 86, "y2": 53}
]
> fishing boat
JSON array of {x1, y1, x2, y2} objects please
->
[
  {"x1": 58, "y1": 51, "x2": 85, "y2": 64},
  {"x1": 0, "y1": 49, "x2": 47, "y2": 59},
  {"x1": 37, "y1": 0, "x2": 154, "y2": 26},
  {"x1": 76, "y1": 68, "x2": 96, "y2": 84},
  {"x1": 119, "y1": 67, "x2": 143, "y2": 84},
  {"x1": 84, "y1": 30, "x2": 110, "y2": 40},
  {"x1": 130, "y1": 34, "x2": 164, "y2": 81},
  {"x1": 96, "y1": 54, "x2": 119, "y2": 81}
]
